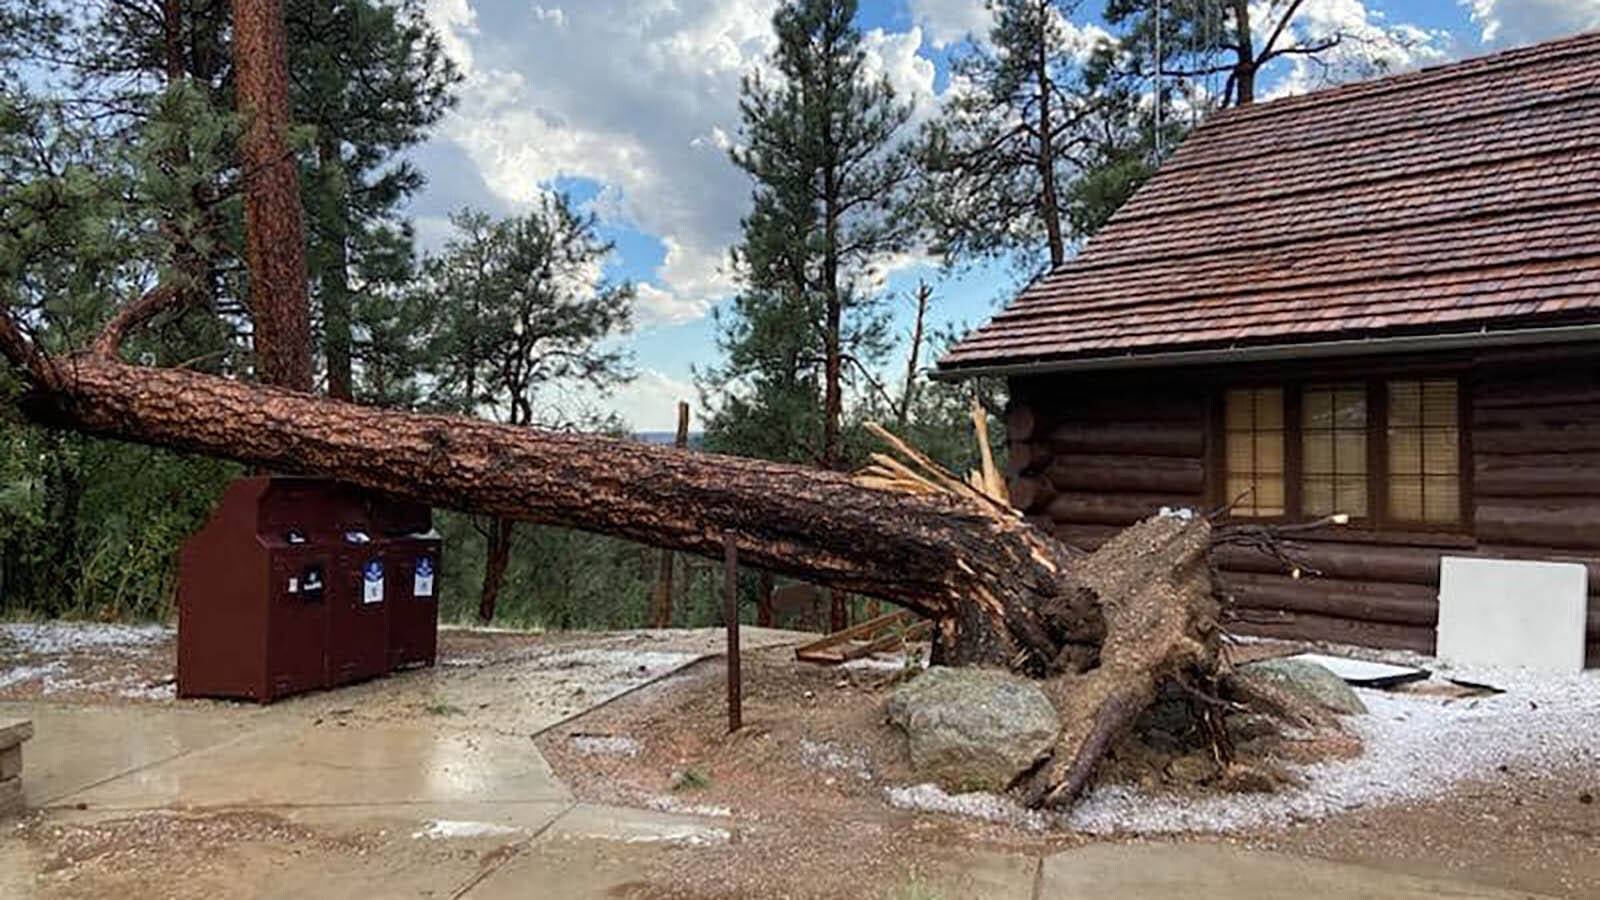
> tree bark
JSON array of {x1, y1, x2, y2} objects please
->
[
  {"x1": 477, "y1": 516, "x2": 513, "y2": 623},
  {"x1": 1034, "y1": 3, "x2": 1065, "y2": 269},
  {"x1": 12, "y1": 351, "x2": 1077, "y2": 669},
  {"x1": 233, "y1": 0, "x2": 313, "y2": 391},
  {"x1": 649, "y1": 400, "x2": 690, "y2": 628},
  {"x1": 316, "y1": 134, "x2": 354, "y2": 401},
  {"x1": 1232, "y1": 0, "x2": 1257, "y2": 106}
]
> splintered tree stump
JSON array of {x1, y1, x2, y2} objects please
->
[{"x1": 1022, "y1": 514, "x2": 1220, "y2": 809}]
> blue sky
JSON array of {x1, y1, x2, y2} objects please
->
[{"x1": 408, "y1": 0, "x2": 1599, "y2": 429}]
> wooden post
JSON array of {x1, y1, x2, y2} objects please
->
[
  {"x1": 756, "y1": 570, "x2": 773, "y2": 628},
  {"x1": 650, "y1": 401, "x2": 692, "y2": 627},
  {"x1": 724, "y1": 532, "x2": 741, "y2": 734}
]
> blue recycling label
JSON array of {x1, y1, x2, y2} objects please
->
[
  {"x1": 363, "y1": 559, "x2": 385, "y2": 605},
  {"x1": 416, "y1": 556, "x2": 434, "y2": 578}
]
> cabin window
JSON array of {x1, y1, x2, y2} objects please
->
[
  {"x1": 1216, "y1": 376, "x2": 1463, "y2": 529},
  {"x1": 1301, "y1": 384, "x2": 1369, "y2": 518},
  {"x1": 1387, "y1": 379, "x2": 1460, "y2": 523},
  {"x1": 1224, "y1": 387, "x2": 1285, "y2": 517}
]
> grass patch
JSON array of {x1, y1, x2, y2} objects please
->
[
  {"x1": 670, "y1": 767, "x2": 711, "y2": 791},
  {"x1": 889, "y1": 873, "x2": 944, "y2": 900}
]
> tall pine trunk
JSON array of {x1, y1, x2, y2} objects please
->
[
  {"x1": 232, "y1": 0, "x2": 313, "y2": 391},
  {"x1": 317, "y1": 135, "x2": 354, "y2": 401},
  {"x1": 477, "y1": 516, "x2": 514, "y2": 623},
  {"x1": 1035, "y1": 9, "x2": 1065, "y2": 269}
]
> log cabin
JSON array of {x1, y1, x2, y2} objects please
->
[{"x1": 936, "y1": 31, "x2": 1600, "y2": 664}]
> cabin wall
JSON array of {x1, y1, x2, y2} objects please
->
[{"x1": 1008, "y1": 348, "x2": 1600, "y2": 665}]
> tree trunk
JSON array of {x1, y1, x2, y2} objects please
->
[
  {"x1": 316, "y1": 135, "x2": 354, "y2": 401},
  {"x1": 1035, "y1": 11, "x2": 1065, "y2": 269},
  {"x1": 756, "y1": 570, "x2": 773, "y2": 628},
  {"x1": 14, "y1": 352, "x2": 1077, "y2": 667},
  {"x1": 232, "y1": 0, "x2": 313, "y2": 391},
  {"x1": 1232, "y1": 0, "x2": 1257, "y2": 106},
  {"x1": 649, "y1": 400, "x2": 690, "y2": 628},
  {"x1": 478, "y1": 516, "x2": 513, "y2": 623}
]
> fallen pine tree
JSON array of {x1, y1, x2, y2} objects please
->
[{"x1": 0, "y1": 305, "x2": 1321, "y2": 809}]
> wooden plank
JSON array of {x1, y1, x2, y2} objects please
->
[
  {"x1": 1474, "y1": 460, "x2": 1600, "y2": 498},
  {"x1": 1008, "y1": 475, "x2": 1057, "y2": 513},
  {"x1": 1474, "y1": 426, "x2": 1600, "y2": 455},
  {"x1": 795, "y1": 609, "x2": 917, "y2": 663},
  {"x1": 1476, "y1": 499, "x2": 1600, "y2": 550},
  {"x1": 1041, "y1": 421, "x2": 1205, "y2": 457},
  {"x1": 1214, "y1": 540, "x2": 1447, "y2": 586}
]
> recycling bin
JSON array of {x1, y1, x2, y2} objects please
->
[
  {"x1": 370, "y1": 497, "x2": 442, "y2": 670},
  {"x1": 178, "y1": 477, "x2": 439, "y2": 701},
  {"x1": 326, "y1": 525, "x2": 390, "y2": 688}
]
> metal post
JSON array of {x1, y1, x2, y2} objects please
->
[{"x1": 724, "y1": 532, "x2": 742, "y2": 733}]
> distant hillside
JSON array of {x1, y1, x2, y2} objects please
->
[{"x1": 634, "y1": 431, "x2": 705, "y2": 448}]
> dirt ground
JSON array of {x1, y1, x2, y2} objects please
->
[
  {"x1": 535, "y1": 644, "x2": 1600, "y2": 899},
  {"x1": 3, "y1": 624, "x2": 1598, "y2": 899}
]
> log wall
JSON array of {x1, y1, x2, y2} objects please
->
[{"x1": 1009, "y1": 347, "x2": 1600, "y2": 666}]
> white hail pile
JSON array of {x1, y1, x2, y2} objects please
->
[{"x1": 889, "y1": 657, "x2": 1600, "y2": 835}]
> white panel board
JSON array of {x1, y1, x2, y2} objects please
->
[
  {"x1": 1437, "y1": 557, "x2": 1587, "y2": 672},
  {"x1": 1287, "y1": 653, "x2": 1428, "y2": 686}
]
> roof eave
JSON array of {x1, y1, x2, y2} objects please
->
[{"x1": 931, "y1": 321, "x2": 1600, "y2": 382}]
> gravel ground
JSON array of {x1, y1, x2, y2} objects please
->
[{"x1": 888, "y1": 651, "x2": 1600, "y2": 836}]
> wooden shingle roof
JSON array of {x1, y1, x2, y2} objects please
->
[{"x1": 940, "y1": 30, "x2": 1600, "y2": 376}]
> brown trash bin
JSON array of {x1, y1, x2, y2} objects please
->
[
  {"x1": 368, "y1": 495, "x2": 441, "y2": 670},
  {"x1": 178, "y1": 477, "x2": 440, "y2": 701},
  {"x1": 178, "y1": 477, "x2": 352, "y2": 701}
]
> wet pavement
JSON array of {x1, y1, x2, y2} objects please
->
[{"x1": 0, "y1": 625, "x2": 1566, "y2": 899}]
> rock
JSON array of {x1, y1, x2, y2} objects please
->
[
  {"x1": 1232, "y1": 659, "x2": 1367, "y2": 715},
  {"x1": 885, "y1": 667, "x2": 1058, "y2": 793}
]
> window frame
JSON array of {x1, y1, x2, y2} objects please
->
[{"x1": 1211, "y1": 375, "x2": 1470, "y2": 532}]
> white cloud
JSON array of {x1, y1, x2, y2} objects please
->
[
  {"x1": 1461, "y1": 0, "x2": 1600, "y2": 46},
  {"x1": 422, "y1": 0, "x2": 944, "y2": 328},
  {"x1": 908, "y1": 0, "x2": 995, "y2": 49},
  {"x1": 1262, "y1": 0, "x2": 1452, "y2": 99},
  {"x1": 423, "y1": 0, "x2": 778, "y2": 325},
  {"x1": 606, "y1": 368, "x2": 698, "y2": 432},
  {"x1": 424, "y1": 0, "x2": 479, "y2": 73},
  {"x1": 863, "y1": 26, "x2": 940, "y2": 123}
]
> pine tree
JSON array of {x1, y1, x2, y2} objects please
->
[
  {"x1": 704, "y1": 0, "x2": 916, "y2": 472},
  {"x1": 1105, "y1": 0, "x2": 1415, "y2": 107},
  {"x1": 287, "y1": 0, "x2": 458, "y2": 400},
  {"x1": 920, "y1": 0, "x2": 1159, "y2": 271},
  {"x1": 417, "y1": 199, "x2": 636, "y2": 622}
]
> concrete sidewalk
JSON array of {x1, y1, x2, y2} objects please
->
[{"x1": 0, "y1": 625, "x2": 1565, "y2": 899}]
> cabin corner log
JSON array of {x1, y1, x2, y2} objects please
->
[{"x1": 16, "y1": 353, "x2": 1083, "y2": 670}]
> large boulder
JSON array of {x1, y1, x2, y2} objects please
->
[
  {"x1": 1231, "y1": 658, "x2": 1367, "y2": 715},
  {"x1": 885, "y1": 667, "x2": 1058, "y2": 792}
]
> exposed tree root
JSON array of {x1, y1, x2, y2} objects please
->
[{"x1": 1019, "y1": 514, "x2": 1222, "y2": 808}]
